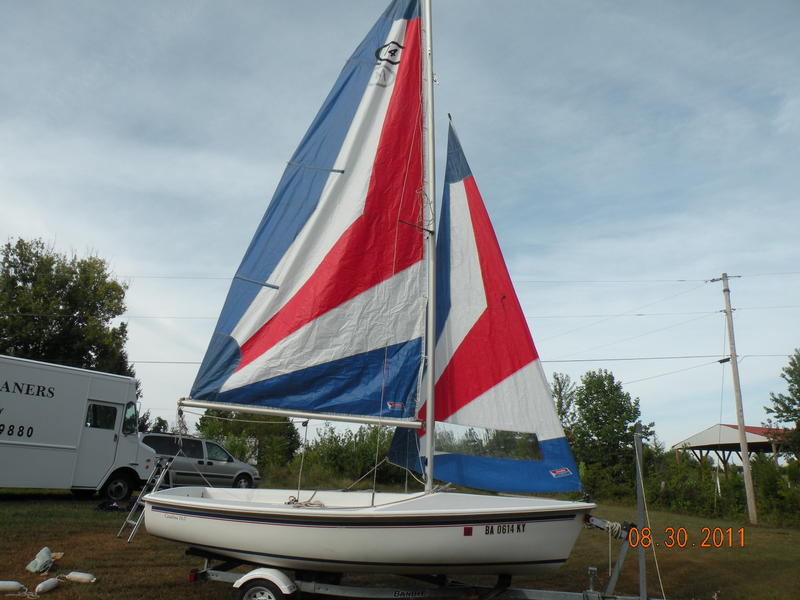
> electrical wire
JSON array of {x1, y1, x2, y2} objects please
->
[
  {"x1": 541, "y1": 281, "x2": 709, "y2": 343},
  {"x1": 128, "y1": 353, "x2": 789, "y2": 365},
  {"x1": 566, "y1": 312, "x2": 715, "y2": 357},
  {"x1": 622, "y1": 359, "x2": 722, "y2": 385}
]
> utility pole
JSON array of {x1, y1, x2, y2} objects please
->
[{"x1": 712, "y1": 273, "x2": 758, "y2": 524}]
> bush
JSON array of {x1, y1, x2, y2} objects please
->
[{"x1": 293, "y1": 424, "x2": 416, "y2": 490}]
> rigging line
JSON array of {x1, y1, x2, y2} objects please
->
[
  {"x1": 564, "y1": 312, "x2": 715, "y2": 358},
  {"x1": 635, "y1": 435, "x2": 668, "y2": 600},
  {"x1": 540, "y1": 281, "x2": 709, "y2": 343},
  {"x1": 622, "y1": 359, "x2": 722, "y2": 385},
  {"x1": 718, "y1": 319, "x2": 728, "y2": 458}
]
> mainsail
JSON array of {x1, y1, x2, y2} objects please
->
[
  {"x1": 391, "y1": 123, "x2": 582, "y2": 493},
  {"x1": 188, "y1": 0, "x2": 425, "y2": 423}
]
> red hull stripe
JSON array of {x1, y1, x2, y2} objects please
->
[
  {"x1": 238, "y1": 19, "x2": 423, "y2": 371},
  {"x1": 422, "y1": 176, "x2": 539, "y2": 424}
]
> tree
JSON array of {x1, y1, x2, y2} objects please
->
[
  {"x1": 196, "y1": 410, "x2": 300, "y2": 473},
  {"x1": 551, "y1": 372, "x2": 578, "y2": 435},
  {"x1": 0, "y1": 238, "x2": 137, "y2": 386},
  {"x1": 764, "y1": 349, "x2": 800, "y2": 456},
  {"x1": 570, "y1": 369, "x2": 653, "y2": 496},
  {"x1": 138, "y1": 409, "x2": 170, "y2": 433}
]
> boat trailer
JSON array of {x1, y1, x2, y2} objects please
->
[{"x1": 185, "y1": 513, "x2": 665, "y2": 600}]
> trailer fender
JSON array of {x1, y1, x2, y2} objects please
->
[{"x1": 233, "y1": 569, "x2": 297, "y2": 595}]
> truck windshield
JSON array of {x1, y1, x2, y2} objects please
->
[{"x1": 122, "y1": 402, "x2": 137, "y2": 434}]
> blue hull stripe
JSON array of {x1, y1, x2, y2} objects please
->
[{"x1": 150, "y1": 505, "x2": 578, "y2": 528}]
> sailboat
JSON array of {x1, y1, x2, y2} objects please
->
[{"x1": 144, "y1": 0, "x2": 594, "y2": 576}]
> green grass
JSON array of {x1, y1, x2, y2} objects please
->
[{"x1": 0, "y1": 490, "x2": 798, "y2": 600}]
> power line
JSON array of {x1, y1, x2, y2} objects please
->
[
  {"x1": 129, "y1": 353, "x2": 790, "y2": 366},
  {"x1": 562, "y1": 312, "x2": 716, "y2": 357},
  {"x1": 541, "y1": 353, "x2": 786, "y2": 363},
  {"x1": 120, "y1": 274, "x2": 232, "y2": 280},
  {"x1": 622, "y1": 359, "x2": 722, "y2": 385},
  {"x1": 115, "y1": 271, "x2": 800, "y2": 283},
  {"x1": 541, "y1": 281, "x2": 709, "y2": 342},
  {"x1": 514, "y1": 278, "x2": 705, "y2": 284}
]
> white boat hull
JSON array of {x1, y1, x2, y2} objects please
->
[{"x1": 143, "y1": 487, "x2": 594, "y2": 575}]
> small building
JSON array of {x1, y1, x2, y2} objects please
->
[{"x1": 671, "y1": 423, "x2": 786, "y2": 472}]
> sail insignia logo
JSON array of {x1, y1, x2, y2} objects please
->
[
  {"x1": 375, "y1": 41, "x2": 404, "y2": 65},
  {"x1": 549, "y1": 467, "x2": 573, "y2": 479}
]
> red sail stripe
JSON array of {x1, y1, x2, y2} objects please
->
[
  {"x1": 420, "y1": 176, "x2": 538, "y2": 425},
  {"x1": 238, "y1": 19, "x2": 423, "y2": 372}
]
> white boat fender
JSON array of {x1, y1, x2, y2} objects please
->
[
  {"x1": 233, "y1": 568, "x2": 297, "y2": 595},
  {"x1": 26, "y1": 546, "x2": 54, "y2": 573},
  {"x1": 0, "y1": 581, "x2": 26, "y2": 593},
  {"x1": 35, "y1": 577, "x2": 60, "y2": 594},
  {"x1": 63, "y1": 571, "x2": 97, "y2": 583}
]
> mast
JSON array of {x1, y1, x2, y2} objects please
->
[{"x1": 420, "y1": 0, "x2": 437, "y2": 492}]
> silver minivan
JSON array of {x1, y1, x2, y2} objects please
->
[{"x1": 141, "y1": 433, "x2": 261, "y2": 488}]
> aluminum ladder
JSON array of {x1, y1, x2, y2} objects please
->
[{"x1": 117, "y1": 456, "x2": 173, "y2": 542}]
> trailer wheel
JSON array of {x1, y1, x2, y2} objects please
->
[
  {"x1": 235, "y1": 579, "x2": 287, "y2": 600},
  {"x1": 101, "y1": 473, "x2": 134, "y2": 502}
]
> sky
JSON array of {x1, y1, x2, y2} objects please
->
[{"x1": 1, "y1": 0, "x2": 799, "y2": 449}]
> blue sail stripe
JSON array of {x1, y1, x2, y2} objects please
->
[
  {"x1": 390, "y1": 433, "x2": 581, "y2": 493},
  {"x1": 434, "y1": 183, "x2": 452, "y2": 341},
  {"x1": 215, "y1": 339, "x2": 422, "y2": 419},
  {"x1": 435, "y1": 123, "x2": 474, "y2": 341}
]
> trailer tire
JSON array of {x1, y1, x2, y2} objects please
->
[
  {"x1": 235, "y1": 579, "x2": 288, "y2": 600},
  {"x1": 101, "y1": 473, "x2": 134, "y2": 502}
]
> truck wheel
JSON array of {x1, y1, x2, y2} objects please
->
[
  {"x1": 101, "y1": 474, "x2": 133, "y2": 502},
  {"x1": 233, "y1": 474, "x2": 253, "y2": 488},
  {"x1": 235, "y1": 579, "x2": 287, "y2": 600}
]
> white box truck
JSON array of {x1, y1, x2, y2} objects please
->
[{"x1": 0, "y1": 354, "x2": 157, "y2": 501}]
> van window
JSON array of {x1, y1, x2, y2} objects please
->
[
  {"x1": 180, "y1": 438, "x2": 204, "y2": 459},
  {"x1": 122, "y1": 402, "x2": 138, "y2": 434},
  {"x1": 85, "y1": 403, "x2": 117, "y2": 430},
  {"x1": 206, "y1": 442, "x2": 233, "y2": 462},
  {"x1": 143, "y1": 435, "x2": 179, "y2": 455}
]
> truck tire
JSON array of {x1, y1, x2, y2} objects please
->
[
  {"x1": 235, "y1": 579, "x2": 288, "y2": 600},
  {"x1": 101, "y1": 473, "x2": 134, "y2": 502},
  {"x1": 233, "y1": 474, "x2": 253, "y2": 489}
]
